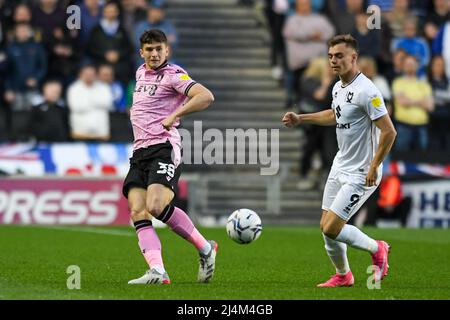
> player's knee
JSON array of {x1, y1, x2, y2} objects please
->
[
  {"x1": 146, "y1": 199, "x2": 166, "y2": 218},
  {"x1": 129, "y1": 207, "x2": 147, "y2": 221},
  {"x1": 320, "y1": 221, "x2": 325, "y2": 232},
  {"x1": 322, "y1": 224, "x2": 339, "y2": 240}
]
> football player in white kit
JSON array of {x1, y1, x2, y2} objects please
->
[{"x1": 282, "y1": 35, "x2": 397, "y2": 287}]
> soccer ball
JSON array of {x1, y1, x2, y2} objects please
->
[{"x1": 226, "y1": 209, "x2": 262, "y2": 244}]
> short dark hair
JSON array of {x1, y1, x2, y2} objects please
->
[
  {"x1": 328, "y1": 34, "x2": 359, "y2": 53},
  {"x1": 139, "y1": 29, "x2": 167, "y2": 48}
]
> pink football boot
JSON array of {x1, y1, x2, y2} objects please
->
[
  {"x1": 317, "y1": 271, "x2": 355, "y2": 287},
  {"x1": 371, "y1": 240, "x2": 391, "y2": 281}
]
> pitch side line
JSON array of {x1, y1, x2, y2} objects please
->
[{"x1": 23, "y1": 225, "x2": 136, "y2": 237}]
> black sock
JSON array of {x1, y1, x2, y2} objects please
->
[
  {"x1": 155, "y1": 204, "x2": 175, "y2": 223},
  {"x1": 133, "y1": 219, "x2": 152, "y2": 231}
]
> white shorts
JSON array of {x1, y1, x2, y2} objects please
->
[{"x1": 321, "y1": 167, "x2": 381, "y2": 221}]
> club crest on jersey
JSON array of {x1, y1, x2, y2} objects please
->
[
  {"x1": 346, "y1": 92, "x2": 354, "y2": 103},
  {"x1": 156, "y1": 74, "x2": 164, "y2": 82}
]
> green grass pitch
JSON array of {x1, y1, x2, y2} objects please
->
[{"x1": 1, "y1": 225, "x2": 449, "y2": 300}]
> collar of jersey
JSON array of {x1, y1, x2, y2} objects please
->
[
  {"x1": 145, "y1": 60, "x2": 169, "y2": 73},
  {"x1": 340, "y1": 72, "x2": 362, "y2": 88}
]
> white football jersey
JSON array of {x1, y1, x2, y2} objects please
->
[{"x1": 330, "y1": 72, "x2": 388, "y2": 175}]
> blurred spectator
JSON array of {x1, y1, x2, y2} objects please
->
[
  {"x1": 120, "y1": 0, "x2": 148, "y2": 42},
  {"x1": 297, "y1": 57, "x2": 337, "y2": 189},
  {"x1": 384, "y1": 0, "x2": 414, "y2": 38},
  {"x1": 67, "y1": 64, "x2": 113, "y2": 141},
  {"x1": 46, "y1": 26, "x2": 81, "y2": 86},
  {"x1": 368, "y1": 0, "x2": 393, "y2": 12},
  {"x1": 428, "y1": 55, "x2": 450, "y2": 150},
  {"x1": 424, "y1": 0, "x2": 450, "y2": 43},
  {"x1": 374, "y1": 15, "x2": 395, "y2": 78},
  {"x1": 31, "y1": 0, "x2": 66, "y2": 47},
  {"x1": 3, "y1": 3, "x2": 33, "y2": 42},
  {"x1": 310, "y1": 0, "x2": 326, "y2": 12},
  {"x1": 12, "y1": 3, "x2": 32, "y2": 24},
  {"x1": 284, "y1": 0, "x2": 325, "y2": 13},
  {"x1": 0, "y1": 46, "x2": 7, "y2": 140},
  {"x1": 392, "y1": 55, "x2": 434, "y2": 151},
  {"x1": 134, "y1": 3, "x2": 177, "y2": 49},
  {"x1": 331, "y1": 0, "x2": 365, "y2": 35},
  {"x1": 282, "y1": 0, "x2": 335, "y2": 108},
  {"x1": 432, "y1": 17, "x2": 450, "y2": 80},
  {"x1": 4, "y1": 22, "x2": 47, "y2": 111},
  {"x1": 358, "y1": 56, "x2": 392, "y2": 112},
  {"x1": 264, "y1": 0, "x2": 289, "y2": 81},
  {"x1": 385, "y1": 47, "x2": 406, "y2": 84},
  {"x1": 391, "y1": 16, "x2": 430, "y2": 77},
  {"x1": 134, "y1": 2, "x2": 177, "y2": 68},
  {"x1": 79, "y1": 0, "x2": 102, "y2": 46},
  {"x1": 125, "y1": 79, "x2": 135, "y2": 110},
  {"x1": 364, "y1": 174, "x2": 412, "y2": 227},
  {"x1": 86, "y1": 1, "x2": 133, "y2": 85},
  {"x1": 98, "y1": 63, "x2": 127, "y2": 112},
  {"x1": 30, "y1": 80, "x2": 69, "y2": 142},
  {"x1": 0, "y1": 0, "x2": 14, "y2": 49},
  {"x1": 352, "y1": 12, "x2": 382, "y2": 59}
]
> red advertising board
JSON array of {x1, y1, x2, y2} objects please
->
[{"x1": 0, "y1": 178, "x2": 130, "y2": 225}]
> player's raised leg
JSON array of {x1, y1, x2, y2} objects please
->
[
  {"x1": 318, "y1": 210, "x2": 354, "y2": 287},
  {"x1": 147, "y1": 184, "x2": 218, "y2": 283},
  {"x1": 127, "y1": 187, "x2": 170, "y2": 285}
]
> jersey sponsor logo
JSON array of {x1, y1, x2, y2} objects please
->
[
  {"x1": 134, "y1": 84, "x2": 158, "y2": 96},
  {"x1": 371, "y1": 97, "x2": 382, "y2": 108},
  {"x1": 178, "y1": 74, "x2": 191, "y2": 81},
  {"x1": 336, "y1": 123, "x2": 351, "y2": 129},
  {"x1": 346, "y1": 92, "x2": 354, "y2": 103}
]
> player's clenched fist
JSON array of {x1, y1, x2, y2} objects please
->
[{"x1": 282, "y1": 112, "x2": 301, "y2": 128}]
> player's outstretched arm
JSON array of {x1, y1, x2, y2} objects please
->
[
  {"x1": 282, "y1": 109, "x2": 336, "y2": 128},
  {"x1": 162, "y1": 83, "x2": 214, "y2": 130},
  {"x1": 366, "y1": 114, "x2": 397, "y2": 186}
]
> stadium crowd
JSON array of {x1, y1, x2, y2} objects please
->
[
  {"x1": 0, "y1": 0, "x2": 176, "y2": 142},
  {"x1": 0, "y1": 0, "x2": 449, "y2": 154},
  {"x1": 264, "y1": 0, "x2": 450, "y2": 156}
]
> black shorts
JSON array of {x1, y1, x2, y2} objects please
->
[{"x1": 122, "y1": 141, "x2": 182, "y2": 198}]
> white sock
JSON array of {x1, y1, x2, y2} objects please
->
[
  {"x1": 200, "y1": 242, "x2": 212, "y2": 256},
  {"x1": 335, "y1": 224, "x2": 378, "y2": 254},
  {"x1": 323, "y1": 233, "x2": 350, "y2": 275}
]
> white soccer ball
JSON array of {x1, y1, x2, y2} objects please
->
[{"x1": 226, "y1": 209, "x2": 263, "y2": 244}]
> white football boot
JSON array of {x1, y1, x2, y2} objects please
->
[
  {"x1": 128, "y1": 268, "x2": 171, "y2": 284},
  {"x1": 198, "y1": 240, "x2": 218, "y2": 283}
]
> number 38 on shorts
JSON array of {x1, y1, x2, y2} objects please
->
[{"x1": 157, "y1": 162, "x2": 175, "y2": 180}]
